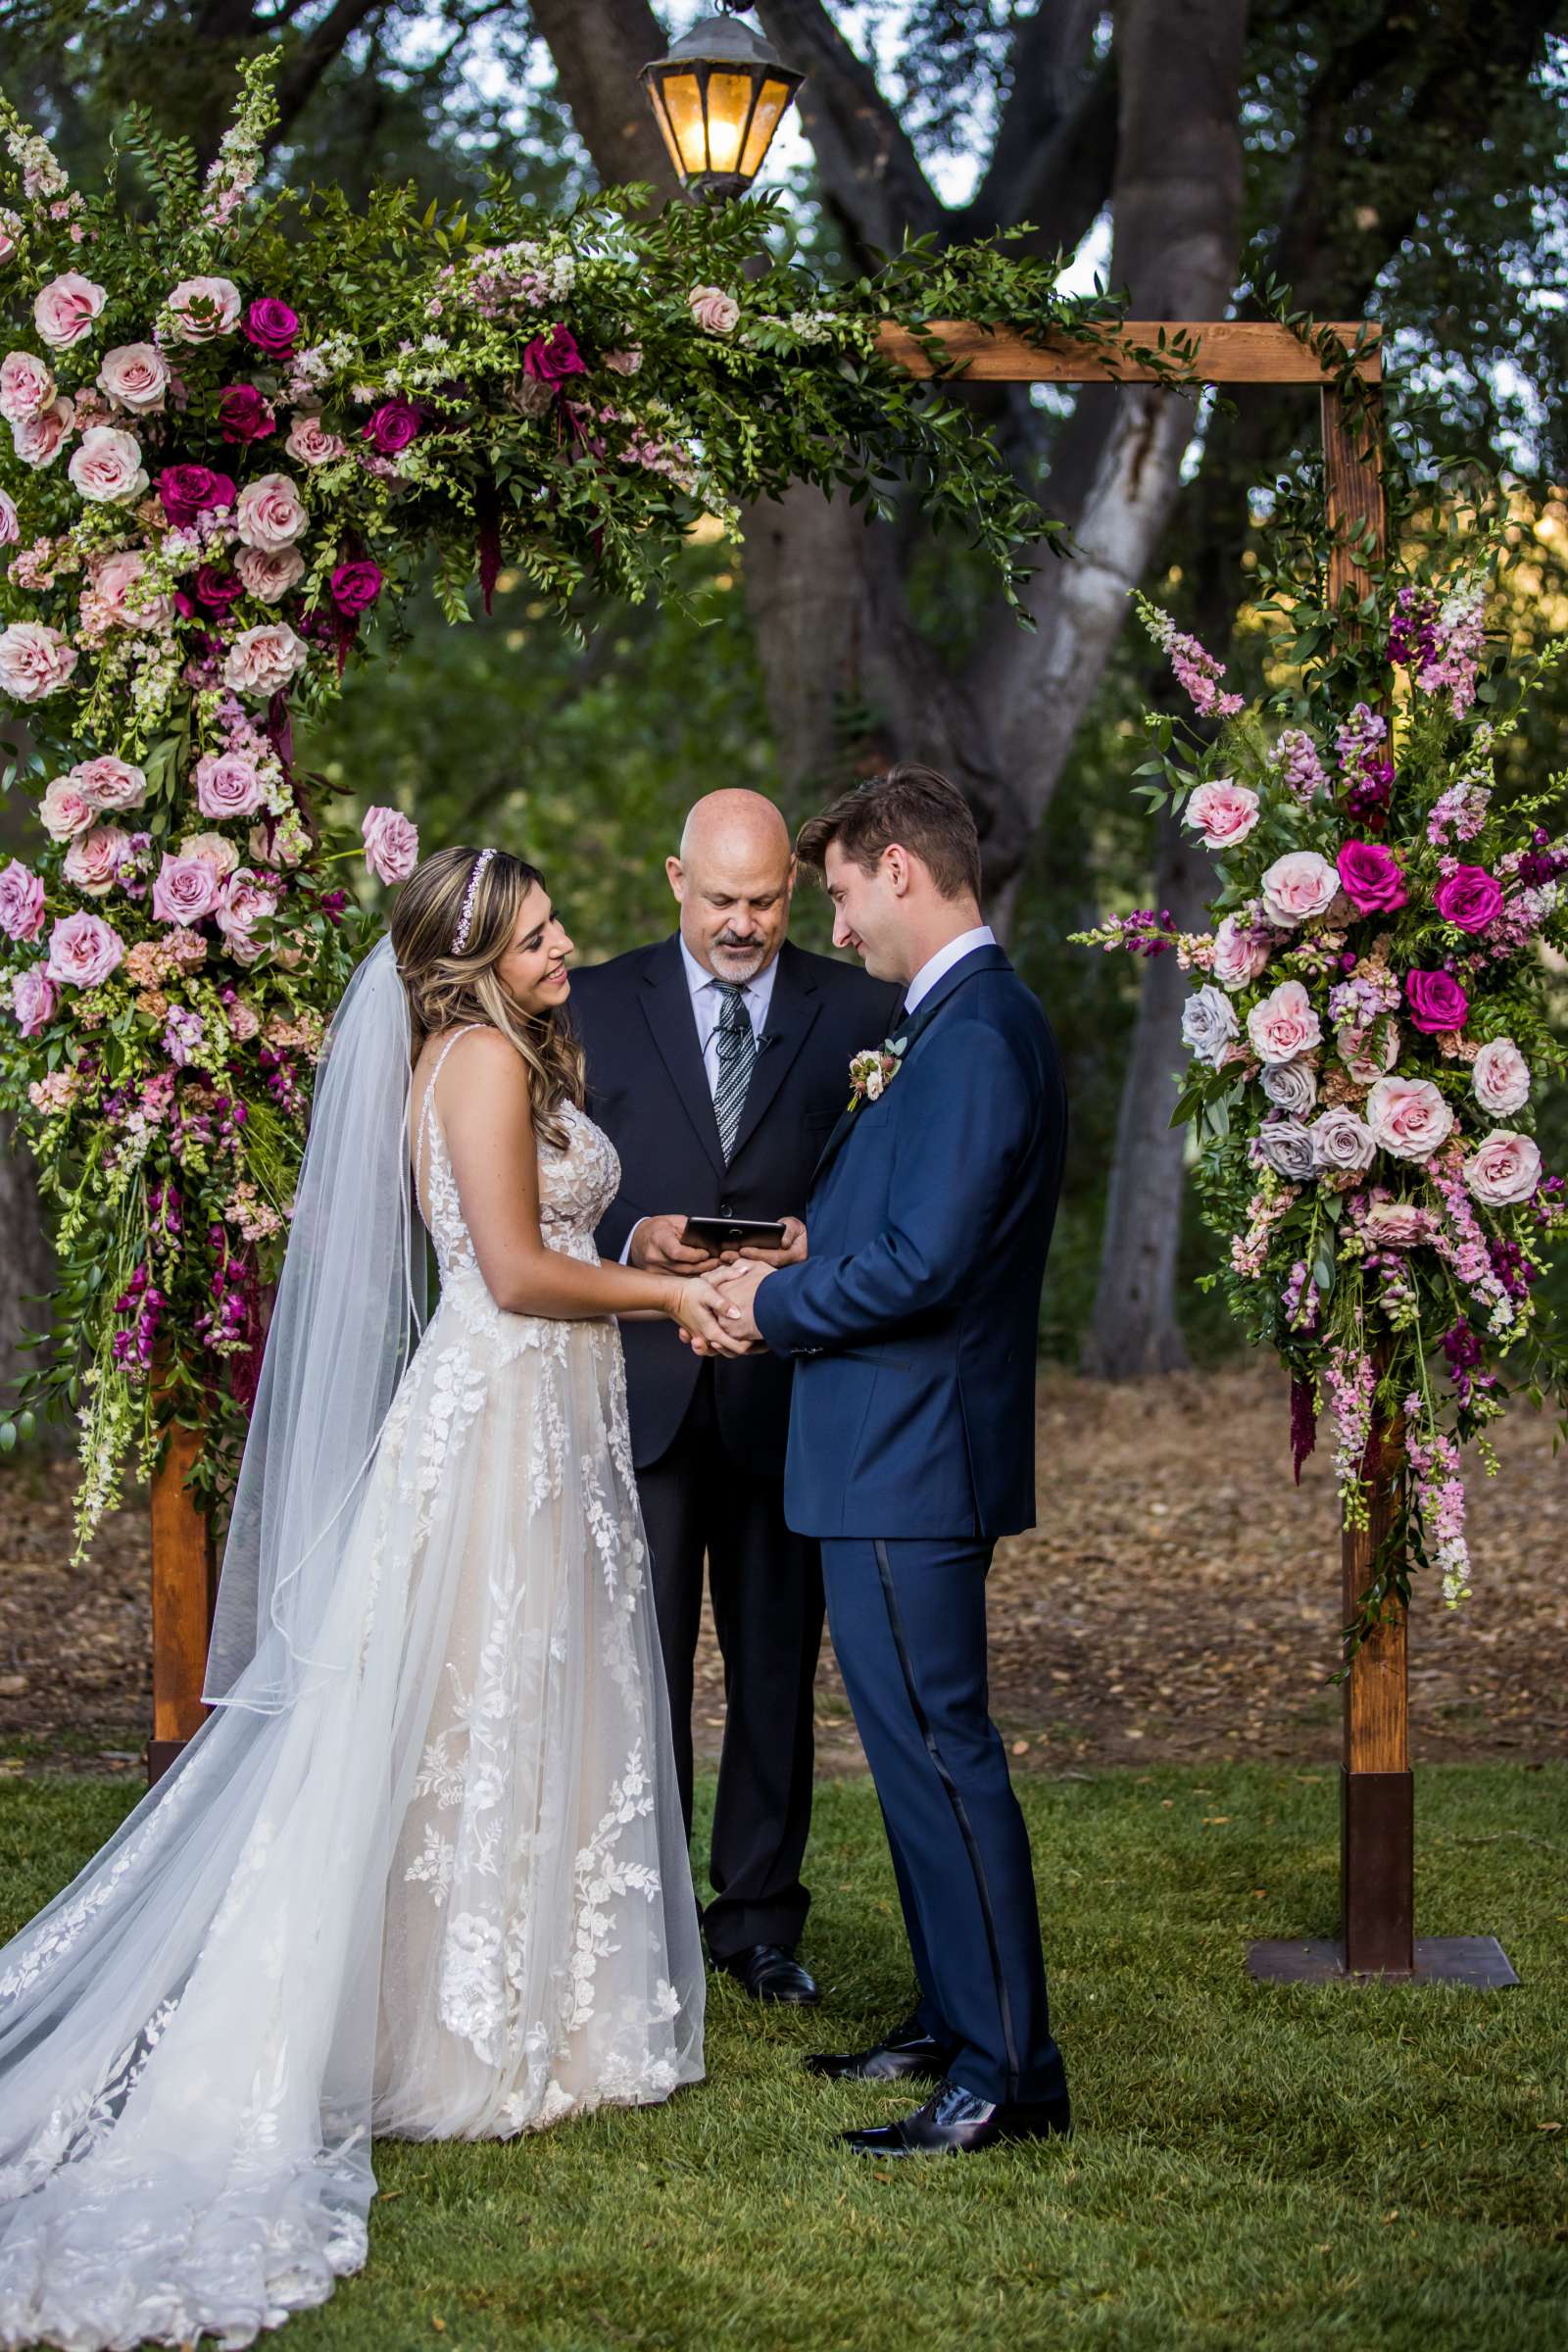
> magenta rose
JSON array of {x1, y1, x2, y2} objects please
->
[
  {"x1": 45, "y1": 908, "x2": 124, "y2": 988},
  {"x1": 192, "y1": 563, "x2": 244, "y2": 612},
  {"x1": 362, "y1": 397, "x2": 421, "y2": 456},
  {"x1": 1433, "y1": 863, "x2": 1503, "y2": 933},
  {"x1": 1336, "y1": 839, "x2": 1406, "y2": 916},
  {"x1": 12, "y1": 966, "x2": 58, "y2": 1037},
  {"x1": 156, "y1": 464, "x2": 237, "y2": 525},
  {"x1": 218, "y1": 384, "x2": 276, "y2": 443},
  {"x1": 522, "y1": 326, "x2": 587, "y2": 384},
  {"x1": 1404, "y1": 967, "x2": 1469, "y2": 1035},
  {"x1": 0, "y1": 859, "x2": 45, "y2": 943},
  {"x1": 330, "y1": 559, "x2": 382, "y2": 615},
  {"x1": 244, "y1": 297, "x2": 300, "y2": 356}
]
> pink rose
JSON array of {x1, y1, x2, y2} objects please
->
[
  {"x1": 45, "y1": 907, "x2": 124, "y2": 987},
  {"x1": 222, "y1": 621, "x2": 308, "y2": 696},
  {"x1": 165, "y1": 275, "x2": 242, "y2": 343},
  {"x1": 234, "y1": 544, "x2": 305, "y2": 601},
  {"x1": 1362, "y1": 1200, "x2": 1429, "y2": 1249},
  {"x1": 72, "y1": 755, "x2": 149, "y2": 813},
  {"x1": 1433, "y1": 863, "x2": 1504, "y2": 933},
  {"x1": 64, "y1": 822, "x2": 130, "y2": 897},
  {"x1": 12, "y1": 965, "x2": 58, "y2": 1036},
  {"x1": 67, "y1": 423, "x2": 148, "y2": 505},
  {"x1": 219, "y1": 384, "x2": 276, "y2": 443},
  {"x1": 195, "y1": 752, "x2": 265, "y2": 820},
  {"x1": 33, "y1": 271, "x2": 108, "y2": 350},
  {"x1": 1184, "y1": 778, "x2": 1259, "y2": 852},
  {"x1": 1404, "y1": 967, "x2": 1469, "y2": 1036},
  {"x1": 0, "y1": 859, "x2": 45, "y2": 942},
  {"x1": 96, "y1": 342, "x2": 170, "y2": 414},
  {"x1": 1260, "y1": 850, "x2": 1340, "y2": 928},
  {"x1": 284, "y1": 414, "x2": 346, "y2": 466},
  {"x1": 244, "y1": 297, "x2": 300, "y2": 356},
  {"x1": 216, "y1": 866, "x2": 279, "y2": 961},
  {"x1": 1336, "y1": 1018, "x2": 1399, "y2": 1084},
  {"x1": 1463, "y1": 1129, "x2": 1543, "y2": 1209},
  {"x1": 1211, "y1": 912, "x2": 1271, "y2": 991},
  {"x1": 362, "y1": 805, "x2": 419, "y2": 885},
  {"x1": 0, "y1": 487, "x2": 17, "y2": 546},
  {"x1": 1247, "y1": 977, "x2": 1323, "y2": 1065},
  {"x1": 235, "y1": 470, "x2": 308, "y2": 551},
  {"x1": 1365, "y1": 1074, "x2": 1454, "y2": 1160},
  {"x1": 1471, "y1": 1036, "x2": 1531, "y2": 1117},
  {"x1": 0, "y1": 350, "x2": 55, "y2": 423},
  {"x1": 12, "y1": 395, "x2": 74, "y2": 466},
  {"x1": 0, "y1": 620, "x2": 77, "y2": 701},
  {"x1": 179, "y1": 831, "x2": 241, "y2": 878},
  {"x1": 688, "y1": 286, "x2": 740, "y2": 335},
  {"x1": 152, "y1": 852, "x2": 223, "y2": 925},
  {"x1": 362, "y1": 397, "x2": 421, "y2": 456},
  {"x1": 40, "y1": 776, "x2": 95, "y2": 840},
  {"x1": 1336, "y1": 839, "x2": 1406, "y2": 916},
  {"x1": 604, "y1": 348, "x2": 643, "y2": 374},
  {"x1": 83, "y1": 550, "x2": 171, "y2": 633}
]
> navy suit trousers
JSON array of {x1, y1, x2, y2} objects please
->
[{"x1": 820, "y1": 1535, "x2": 1067, "y2": 2109}]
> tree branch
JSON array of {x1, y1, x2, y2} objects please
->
[
  {"x1": 960, "y1": 0, "x2": 1118, "y2": 259},
  {"x1": 755, "y1": 0, "x2": 945, "y2": 263},
  {"x1": 527, "y1": 0, "x2": 679, "y2": 197}
]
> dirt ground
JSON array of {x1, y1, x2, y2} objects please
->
[{"x1": 2, "y1": 1359, "x2": 1564, "y2": 1778}]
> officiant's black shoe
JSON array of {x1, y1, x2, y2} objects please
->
[
  {"x1": 715, "y1": 1943, "x2": 820, "y2": 2005},
  {"x1": 840, "y1": 2079, "x2": 1072, "y2": 2157},
  {"x1": 804, "y1": 2013, "x2": 951, "y2": 2083}
]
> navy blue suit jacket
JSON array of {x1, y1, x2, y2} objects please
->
[{"x1": 753, "y1": 944, "x2": 1065, "y2": 1541}]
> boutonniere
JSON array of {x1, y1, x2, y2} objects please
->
[{"x1": 847, "y1": 1034, "x2": 907, "y2": 1112}]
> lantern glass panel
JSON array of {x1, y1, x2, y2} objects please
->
[
  {"x1": 659, "y1": 72, "x2": 708, "y2": 174},
  {"x1": 646, "y1": 82, "x2": 686, "y2": 176},
  {"x1": 703, "y1": 72, "x2": 757, "y2": 174},
  {"x1": 739, "y1": 77, "x2": 791, "y2": 180}
]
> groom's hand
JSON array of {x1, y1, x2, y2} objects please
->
[
  {"x1": 627, "y1": 1214, "x2": 720, "y2": 1275},
  {"x1": 724, "y1": 1214, "x2": 807, "y2": 1269},
  {"x1": 710, "y1": 1258, "x2": 770, "y2": 1348}
]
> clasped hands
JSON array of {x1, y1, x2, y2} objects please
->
[{"x1": 626, "y1": 1211, "x2": 802, "y2": 1358}]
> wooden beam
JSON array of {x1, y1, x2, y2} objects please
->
[
  {"x1": 148, "y1": 1396, "x2": 217, "y2": 1785},
  {"x1": 875, "y1": 318, "x2": 1381, "y2": 385}
]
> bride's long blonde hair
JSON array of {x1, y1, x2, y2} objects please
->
[{"x1": 390, "y1": 845, "x2": 585, "y2": 1150}]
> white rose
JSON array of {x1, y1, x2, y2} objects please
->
[
  {"x1": 1181, "y1": 983, "x2": 1238, "y2": 1067},
  {"x1": 67, "y1": 423, "x2": 148, "y2": 505},
  {"x1": 97, "y1": 341, "x2": 171, "y2": 414},
  {"x1": 1260, "y1": 849, "x2": 1340, "y2": 928},
  {"x1": 0, "y1": 350, "x2": 56, "y2": 424},
  {"x1": 1471, "y1": 1037, "x2": 1531, "y2": 1118},
  {"x1": 222, "y1": 621, "x2": 309, "y2": 696},
  {"x1": 1247, "y1": 977, "x2": 1323, "y2": 1065},
  {"x1": 1309, "y1": 1105, "x2": 1377, "y2": 1174},
  {"x1": 1365, "y1": 1075, "x2": 1454, "y2": 1161},
  {"x1": 1261, "y1": 1059, "x2": 1318, "y2": 1116},
  {"x1": 234, "y1": 470, "x2": 308, "y2": 552},
  {"x1": 32, "y1": 271, "x2": 108, "y2": 351},
  {"x1": 1463, "y1": 1130, "x2": 1543, "y2": 1209}
]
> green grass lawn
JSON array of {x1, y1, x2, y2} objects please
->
[{"x1": 3, "y1": 1763, "x2": 1565, "y2": 2351}]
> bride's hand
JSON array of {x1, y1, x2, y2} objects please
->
[{"x1": 671, "y1": 1276, "x2": 753, "y2": 1355}]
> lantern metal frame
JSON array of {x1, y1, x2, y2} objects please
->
[{"x1": 639, "y1": 6, "x2": 806, "y2": 201}]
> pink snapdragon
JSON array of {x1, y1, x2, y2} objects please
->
[
  {"x1": 1140, "y1": 599, "x2": 1245, "y2": 718},
  {"x1": 1403, "y1": 1396, "x2": 1471, "y2": 1603}
]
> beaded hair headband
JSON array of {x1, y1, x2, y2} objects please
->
[{"x1": 450, "y1": 848, "x2": 496, "y2": 955}]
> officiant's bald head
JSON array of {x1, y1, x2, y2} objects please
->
[{"x1": 668, "y1": 790, "x2": 796, "y2": 983}]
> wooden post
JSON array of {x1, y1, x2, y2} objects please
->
[{"x1": 147, "y1": 1392, "x2": 217, "y2": 1785}]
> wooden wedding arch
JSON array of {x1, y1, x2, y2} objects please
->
[{"x1": 147, "y1": 314, "x2": 1513, "y2": 1989}]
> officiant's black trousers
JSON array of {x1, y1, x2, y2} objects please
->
[
  {"x1": 821, "y1": 1534, "x2": 1069, "y2": 2110},
  {"x1": 634, "y1": 1365, "x2": 823, "y2": 1963}
]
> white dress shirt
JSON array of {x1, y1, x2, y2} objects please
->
[
  {"x1": 619, "y1": 939, "x2": 781, "y2": 1262},
  {"x1": 901, "y1": 924, "x2": 996, "y2": 1019}
]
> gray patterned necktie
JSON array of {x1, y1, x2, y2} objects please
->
[{"x1": 711, "y1": 980, "x2": 757, "y2": 1161}]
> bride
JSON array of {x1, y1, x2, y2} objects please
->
[{"x1": 0, "y1": 845, "x2": 729, "y2": 2350}]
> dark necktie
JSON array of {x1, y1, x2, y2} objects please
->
[{"x1": 711, "y1": 980, "x2": 757, "y2": 1161}]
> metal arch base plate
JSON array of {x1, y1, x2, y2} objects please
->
[{"x1": 1248, "y1": 1936, "x2": 1520, "y2": 1988}]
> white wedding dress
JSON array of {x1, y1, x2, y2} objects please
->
[{"x1": 0, "y1": 1021, "x2": 704, "y2": 2351}]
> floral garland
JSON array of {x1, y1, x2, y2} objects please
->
[
  {"x1": 0, "y1": 61, "x2": 1137, "y2": 1544},
  {"x1": 1076, "y1": 542, "x2": 1568, "y2": 1622}
]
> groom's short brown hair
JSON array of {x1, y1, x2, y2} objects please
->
[{"x1": 796, "y1": 764, "x2": 982, "y2": 905}]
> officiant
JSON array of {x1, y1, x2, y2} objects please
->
[{"x1": 568, "y1": 791, "x2": 898, "y2": 2007}]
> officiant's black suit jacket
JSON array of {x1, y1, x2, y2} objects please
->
[{"x1": 567, "y1": 934, "x2": 900, "y2": 1474}]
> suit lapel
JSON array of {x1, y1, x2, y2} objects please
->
[
  {"x1": 640, "y1": 936, "x2": 726, "y2": 1177},
  {"x1": 728, "y1": 941, "x2": 820, "y2": 1163},
  {"x1": 808, "y1": 944, "x2": 1012, "y2": 1190}
]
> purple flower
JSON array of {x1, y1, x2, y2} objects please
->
[
  {"x1": 522, "y1": 325, "x2": 587, "y2": 385},
  {"x1": 1433, "y1": 863, "x2": 1503, "y2": 934},
  {"x1": 329, "y1": 558, "x2": 383, "y2": 614},
  {"x1": 244, "y1": 296, "x2": 300, "y2": 356},
  {"x1": 1336, "y1": 839, "x2": 1406, "y2": 916},
  {"x1": 156, "y1": 463, "x2": 236, "y2": 525},
  {"x1": 1404, "y1": 967, "x2": 1469, "y2": 1035},
  {"x1": 362, "y1": 397, "x2": 421, "y2": 456},
  {"x1": 218, "y1": 383, "x2": 276, "y2": 443}
]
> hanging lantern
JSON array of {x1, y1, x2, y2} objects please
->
[{"x1": 640, "y1": 6, "x2": 805, "y2": 201}]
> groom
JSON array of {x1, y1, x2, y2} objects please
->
[{"x1": 705, "y1": 765, "x2": 1072, "y2": 2156}]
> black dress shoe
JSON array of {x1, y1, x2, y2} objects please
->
[
  {"x1": 804, "y1": 2013, "x2": 952, "y2": 2083},
  {"x1": 840, "y1": 2078, "x2": 1072, "y2": 2157},
  {"x1": 715, "y1": 1943, "x2": 820, "y2": 2005}
]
